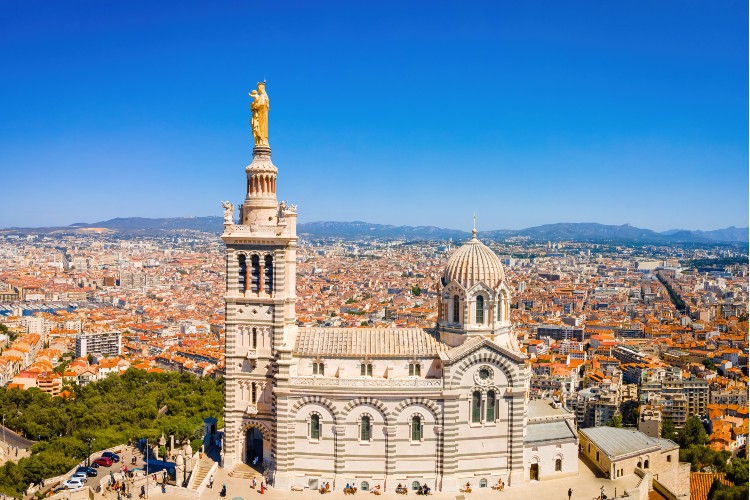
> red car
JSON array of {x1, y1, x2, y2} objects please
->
[{"x1": 92, "y1": 457, "x2": 113, "y2": 468}]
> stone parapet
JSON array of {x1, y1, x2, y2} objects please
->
[{"x1": 289, "y1": 377, "x2": 443, "y2": 389}]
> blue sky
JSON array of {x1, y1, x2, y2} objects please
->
[{"x1": 1, "y1": 0, "x2": 747, "y2": 231}]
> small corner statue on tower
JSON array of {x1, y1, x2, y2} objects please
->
[
  {"x1": 221, "y1": 200, "x2": 234, "y2": 225},
  {"x1": 249, "y1": 81, "x2": 270, "y2": 147}
]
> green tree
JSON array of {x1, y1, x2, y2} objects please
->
[
  {"x1": 86, "y1": 353, "x2": 94, "y2": 364},
  {"x1": 411, "y1": 285, "x2": 422, "y2": 296},
  {"x1": 661, "y1": 418, "x2": 678, "y2": 441},
  {"x1": 678, "y1": 416, "x2": 709, "y2": 448},
  {"x1": 680, "y1": 444, "x2": 730, "y2": 472},
  {"x1": 606, "y1": 414, "x2": 623, "y2": 428},
  {"x1": 726, "y1": 457, "x2": 749, "y2": 486},
  {"x1": 702, "y1": 359, "x2": 717, "y2": 371},
  {"x1": 707, "y1": 479, "x2": 749, "y2": 500}
]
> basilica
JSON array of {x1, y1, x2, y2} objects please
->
[{"x1": 221, "y1": 84, "x2": 579, "y2": 493}]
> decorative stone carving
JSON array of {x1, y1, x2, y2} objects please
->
[
  {"x1": 474, "y1": 365, "x2": 494, "y2": 386},
  {"x1": 246, "y1": 404, "x2": 258, "y2": 415},
  {"x1": 235, "y1": 307, "x2": 273, "y2": 321},
  {"x1": 289, "y1": 377, "x2": 443, "y2": 388}
]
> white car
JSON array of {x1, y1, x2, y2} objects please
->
[
  {"x1": 62, "y1": 478, "x2": 85, "y2": 490},
  {"x1": 71, "y1": 472, "x2": 88, "y2": 482}
]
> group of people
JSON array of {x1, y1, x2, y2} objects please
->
[
  {"x1": 415, "y1": 483, "x2": 432, "y2": 495},
  {"x1": 395, "y1": 483, "x2": 409, "y2": 495},
  {"x1": 318, "y1": 481, "x2": 332, "y2": 494},
  {"x1": 491, "y1": 478, "x2": 505, "y2": 491},
  {"x1": 460, "y1": 481, "x2": 472, "y2": 493}
]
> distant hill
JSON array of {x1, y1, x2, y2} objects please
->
[
  {"x1": 297, "y1": 221, "x2": 468, "y2": 240},
  {"x1": 69, "y1": 216, "x2": 224, "y2": 233},
  {"x1": 3, "y1": 217, "x2": 747, "y2": 244},
  {"x1": 662, "y1": 226, "x2": 748, "y2": 243}
]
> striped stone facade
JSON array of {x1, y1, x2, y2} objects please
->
[{"x1": 222, "y1": 139, "x2": 577, "y2": 494}]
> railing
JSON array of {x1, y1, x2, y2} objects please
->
[{"x1": 289, "y1": 377, "x2": 443, "y2": 389}]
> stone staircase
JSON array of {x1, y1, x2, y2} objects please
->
[
  {"x1": 228, "y1": 463, "x2": 264, "y2": 480},
  {"x1": 189, "y1": 456, "x2": 215, "y2": 491}
]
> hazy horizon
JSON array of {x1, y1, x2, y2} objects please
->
[{"x1": 3, "y1": 214, "x2": 747, "y2": 234}]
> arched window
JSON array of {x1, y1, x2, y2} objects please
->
[
  {"x1": 479, "y1": 479, "x2": 488, "y2": 488},
  {"x1": 360, "y1": 416, "x2": 371, "y2": 442},
  {"x1": 472, "y1": 391, "x2": 482, "y2": 423},
  {"x1": 644, "y1": 459, "x2": 649, "y2": 469},
  {"x1": 486, "y1": 390, "x2": 496, "y2": 422},
  {"x1": 250, "y1": 255, "x2": 260, "y2": 292},
  {"x1": 238, "y1": 255, "x2": 247, "y2": 291},
  {"x1": 360, "y1": 482, "x2": 369, "y2": 491},
  {"x1": 409, "y1": 363, "x2": 421, "y2": 377},
  {"x1": 310, "y1": 414, "x2": 320, "y2": 440},
  {"x1": 252, "y1": 327, "x2": 257, "y2": 348},
  {"x1": 264, "y1": 255, "x2": 273, "y2": 293},
  {"x1": 476, "y1": 295, "x2": 484, "y2": 324},
  {"x1": 411, "y1": 481, "x2": 420, "y2": 491},
  {"x1": 361, "y1": 363, "x2": 373, "y2": 376},
  {"x1": 318, "y1": 363, "x2": 324, "y2": 376},
  {"x1": 453, "y1": 295, "x2": 460, "y2": 323},
  {"x1": 555, "y1": 458, "x2": 562, "y2": 471},
  {"x1": 411, "y1": 415, "x2": 422, "y2": 442}
]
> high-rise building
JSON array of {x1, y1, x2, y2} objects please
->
[{"x1": 75, "y1": 331, "x2": 121, "y2": 358}]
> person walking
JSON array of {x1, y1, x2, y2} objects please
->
[
  {"x1": 252, "y1": 477, "x2": 256, "y2": 490},
  {"x1": 209, "y1": 475, "x2": 214, "y2": 489},
  {"x1": 568, "y1": 488, "x2": 573, "y2": 500}
]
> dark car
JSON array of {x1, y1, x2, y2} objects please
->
[
  {"x1": 76, "y1": 466, "x2": 98, "y2": 477},
  {"x1": 93, "y1": 457, "x2": 113, "y2": 468},
  {"x1": 101, "y1": 452, "x2": 120, "y2": 463}
]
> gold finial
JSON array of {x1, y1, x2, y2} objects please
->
[
  {"x1": 472, "y1": 212, "x2": 477, "y2": 239},
  {"x1": 249, "y1": 81, "x2": 270, "y2": 147}
]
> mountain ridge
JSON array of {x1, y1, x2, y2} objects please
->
[{"x1": 2, "y1": 217, "x2": 747, "y2": 243}]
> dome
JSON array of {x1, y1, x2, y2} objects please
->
[{"x1": 443, "y1": 230, "x2": 505, "y2": 289}]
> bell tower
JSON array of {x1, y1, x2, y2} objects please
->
[{"x1": 222, "y1": 83, "x2": 298, "y2": 470}]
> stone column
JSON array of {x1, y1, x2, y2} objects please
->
[
  {"x1": 384, "y1": 425, "x2": 397, "y2": 489},
  {"x1": 333, "y1": 425, "x2": 346, "y2": 483},
  {"x1": 441, "y1": 395, "x2": 460, "y2": 491},
  {"x1": 507, "y1": 391, "x2": 526, "y2": 485},
  {"x1": 273, "y1": 388, "x2": 291, "y2": 489}
]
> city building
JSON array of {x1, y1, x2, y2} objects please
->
[{"x1": 75, "y1": 331, "x2": 122, "y2": 358}]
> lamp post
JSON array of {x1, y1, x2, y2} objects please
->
[
  {"x1": 146, "y1": 438, "x2": 149, "y2": 500},
  {"x1": 86, "y1": 438, "x2": 95, "y2": 468}
]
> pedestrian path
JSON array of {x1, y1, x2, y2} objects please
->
[{"x1": 151, "y1": 454, "x2": 644, "y2": 500}]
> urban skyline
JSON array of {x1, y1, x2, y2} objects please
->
[{"x1": 1, "y1": 1, "x2": 747, "y2": 231}]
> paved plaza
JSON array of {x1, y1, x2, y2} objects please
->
[{"x1": 153, "y1": 455, "x2": 644, "y2": 500}]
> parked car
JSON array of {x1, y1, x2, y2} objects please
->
[
  {"x1": 70, "y1": 472, "x2": 88, "y2": 483},
  {"x1": 101, "y1": 452, "x2": 120, "y2": 463},
  {"x1": 62, "y1": 478, "x2": 85, "y2": 490},
  {"x1": 92, "y1": 457, "x2": 113, "y2": 467},
  {"x1": 77, "y1": 466, "x2": 98, "y2": 477}
]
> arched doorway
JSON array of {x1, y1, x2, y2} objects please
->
[
  {"x1": 245, "y1": 427, "x2": 263, "y2": 469},
  {"x1": 530, "y1": 463, "x2": 539, "y2": 481}
]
